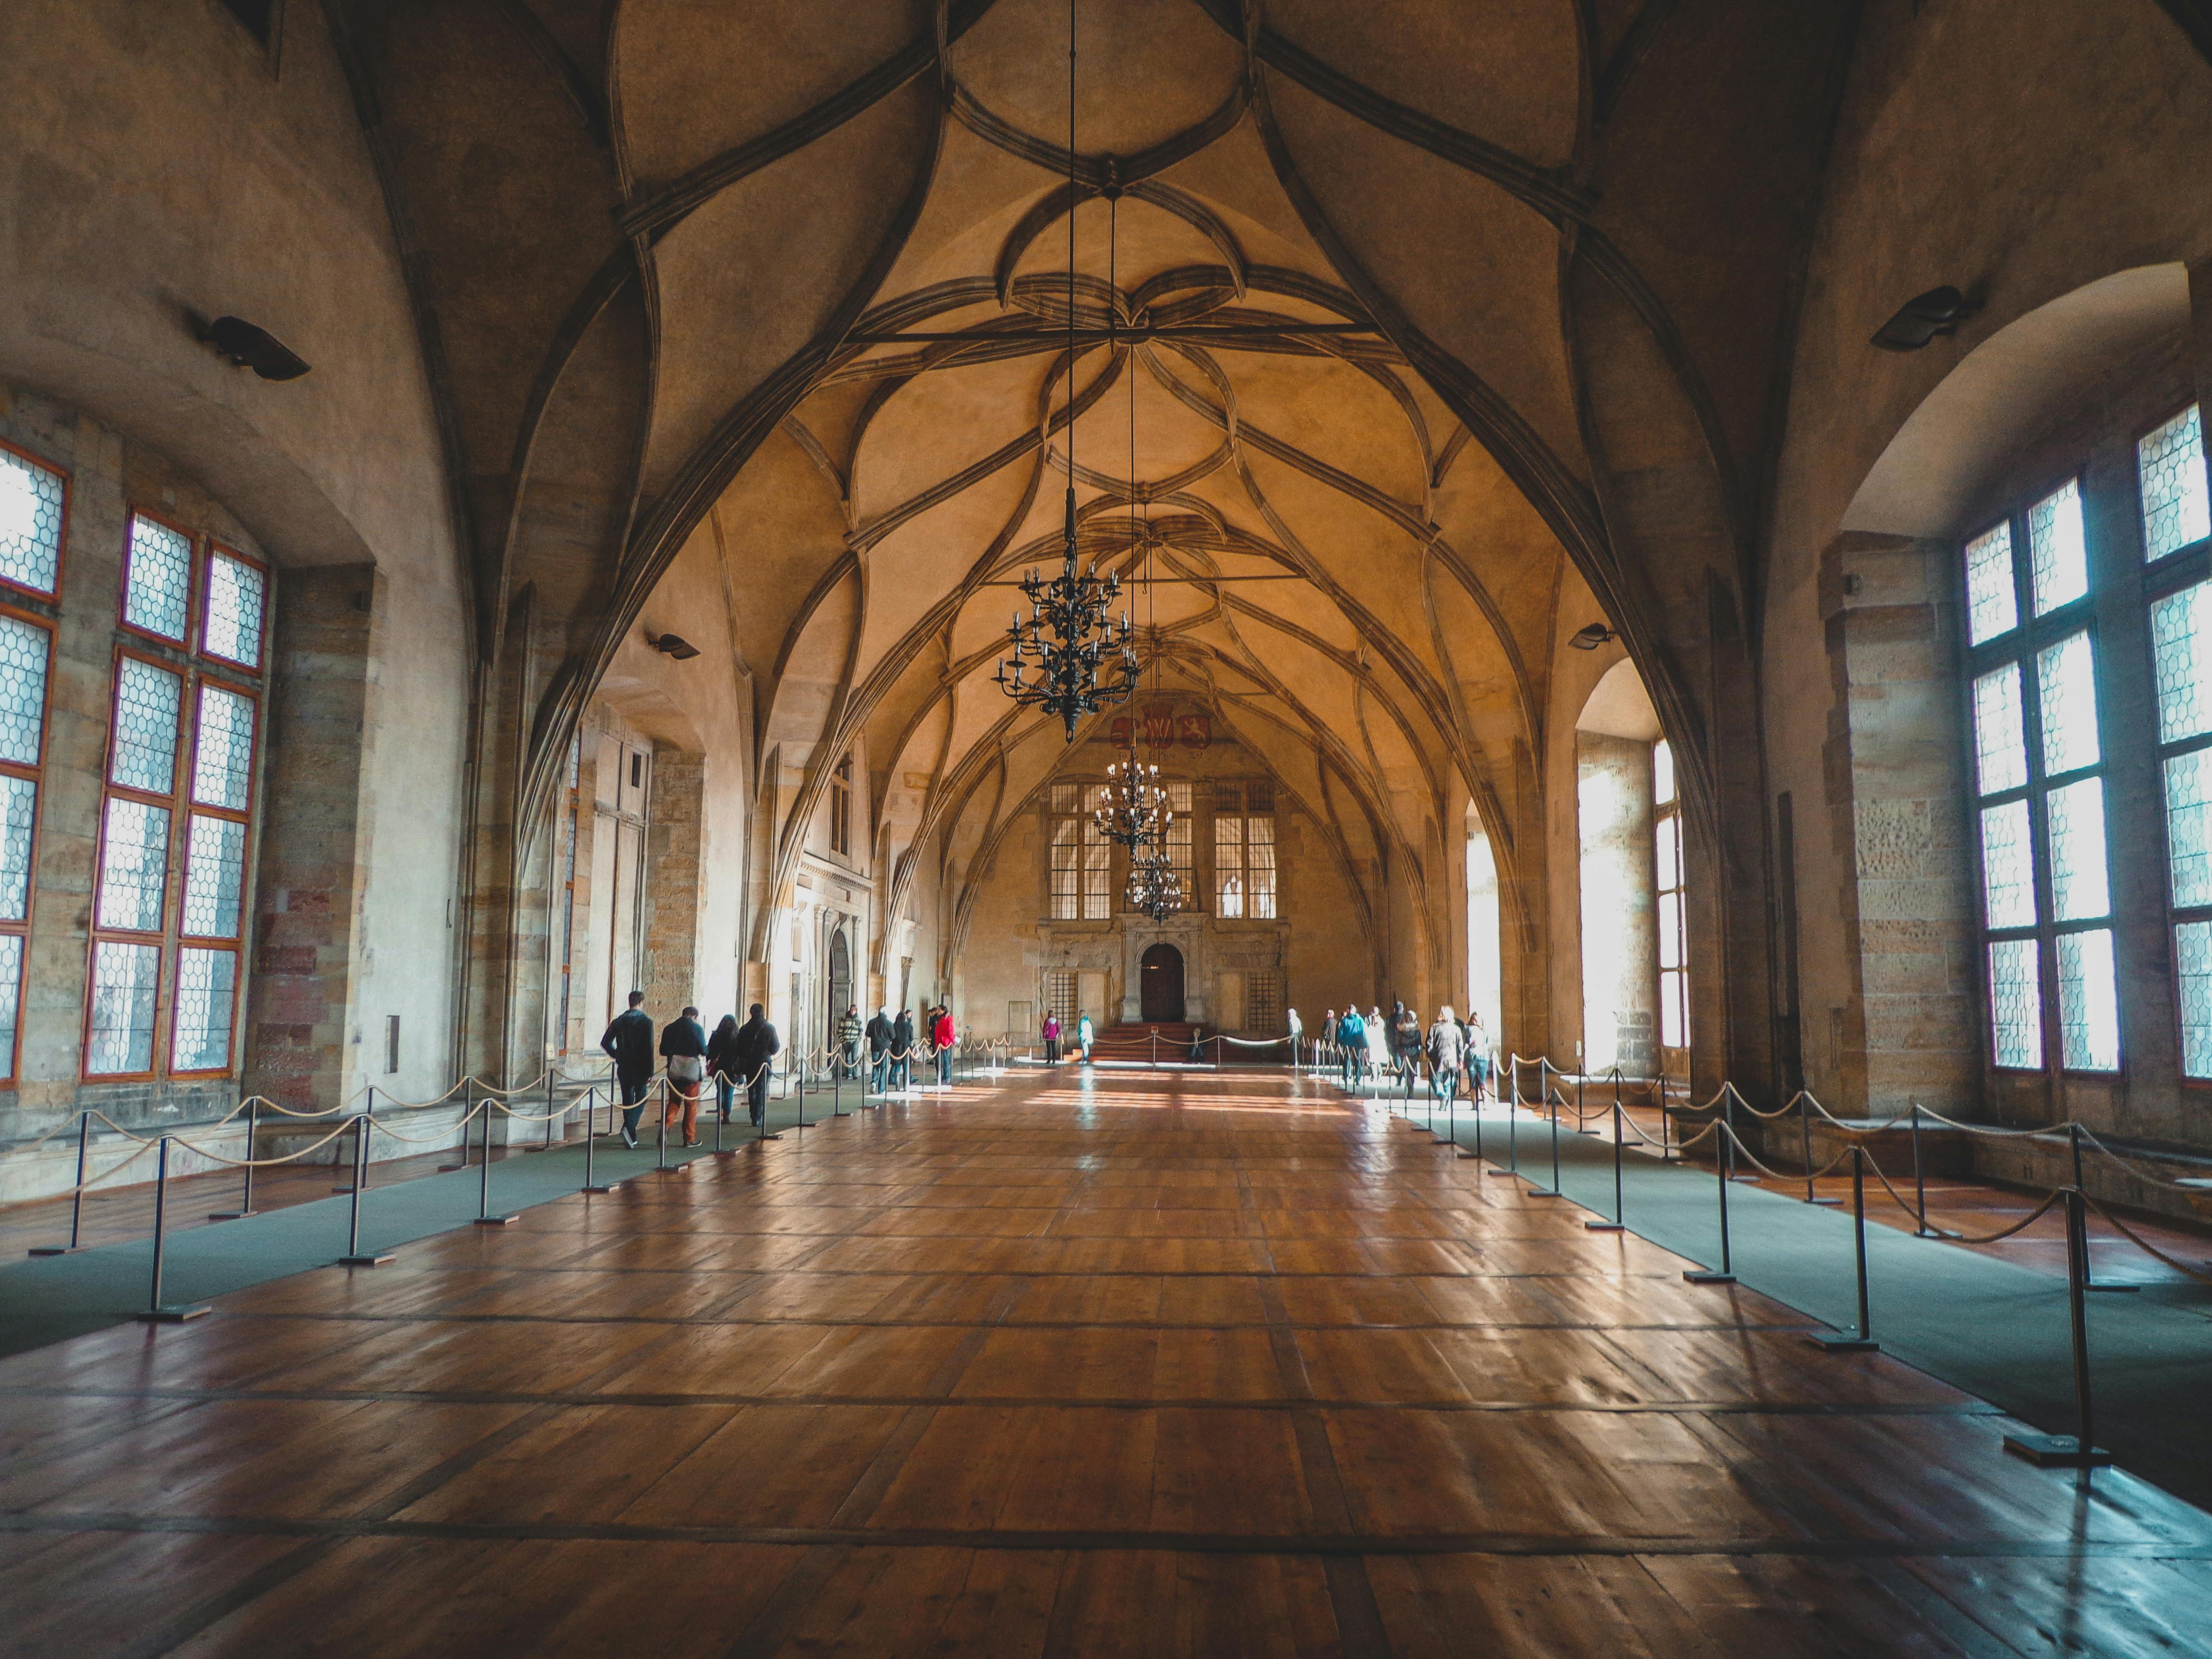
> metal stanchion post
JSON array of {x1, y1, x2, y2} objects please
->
[
  {"x1": 543, "y1": 1074, "x2": 556, "y2": 1151},
  {"x1": 583, "y1": 1087, "x2": 620, "y2": 1192},
  {"x1": 475, "y1": 1091, "x2": 516, "y2": 1225},
  {"x1": 1726, "y1": 1086, "x2": 1759, "y2": 1182},
  {"x1": 339, "y1": 1113, "x2": 393, "y2": 1265},
  {"x1": 1684, "y1": 1118, "x2": 1737, "y2": 1285},
  {"x1": 1911, "y1": 1101, "x2": 1936, "y2": 1235},
  {"x1": 1811, "y1": 1146, "x2": 1876, "y2": 1350},
  {"x1": 210, "y1": 1099, "x2": 257, "y2": 1222},
  {"x1": 1587, "y1": 1096, "x2": 1626, "y2": 1232},
  {"x1": 657, "y1": 1078, "x2": 670, "y2": 1170},
  {"x1": 2005, "y1": 1186, "x2": 2114, "y2": 1467},
  {"x1": 834, "y1": 1056, "x2": 844, "y2": 1118},
  {"x1": 441, "y1": 1080, "x2": 473, "y2": 1172},
  {"x1": 1500, "y1": 1057, "x2": 1520, "y2": 1178},
  {"x1": 2065, "y1": 1123, "x2": 2136, "y2": 1292},
  {"x1": 757, "y1": 1064, "x2": 782, "y2": 1142},
  {"x1": 1801, "y1": 1092, "x2": 1839, "y2": 1204},
  {"x1": 33, "y1": 1113, "x2": 93, "y2": 1253},
  {"x1": 138, "y1": 1137, "x2": 209, "y2": 1322}
]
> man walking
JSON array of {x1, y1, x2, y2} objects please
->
[
  {"x1": 1428, "y1": 1005, "x2": 1465, "y2": 1109},
  {"x1": 931, "y1": 1004, "x2": 955, "y2": 1085},
  {"x1": 891, "y1": 1008, "x2": 915, "y2": 1090},
  {"x1": 838, "y1": 1004, "x2": 863, "y2": 1080},
  {"x1": 660, "y1": 1004, "x2": 709, "y2": 1147},
  {"x1": 599, "y1": 990, "x2": 654, "y2": 1148},
  {"x1": 734, "y1": 1002, "x2": 780, "y2": 1128},
  {"x1": 1338, "y1": 1005, "x2": 1369, "y2": 1087},
  {"x1": 865, "y1": 1006, "x2": 893, "y2": 1096}
]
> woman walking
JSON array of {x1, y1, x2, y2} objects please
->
[
  {"x1": 1043, "y1": 1011, "x2": 1062, "y2": 1063},
  {"x1": 705, "y1": 1012, "x2": 741, "y2": 1123}
]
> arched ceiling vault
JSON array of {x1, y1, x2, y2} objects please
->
[{"x1": 332, "y1": 0, "x2": 1862, "y2": 898}]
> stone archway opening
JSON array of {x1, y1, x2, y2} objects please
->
[{"x1": 1140, "y1": 943, "x2": 1186, "y2": 1023}]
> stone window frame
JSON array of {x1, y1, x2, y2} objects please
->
[
  {"x1": 0, "y1": 602, "x2": 55, "y2": 1084},
  {"x1": 1960, "y1": 472, "x2": 2119, "y2": 1079},
  {"x1": 0, "y1": 436, "x2": 69, "y2": 602},
  {"x1": 83, "y1": 516, "x2": 267, "y2": 1083},
  {"x1": 2137, "y1": 400, "x2": 2212, "y2": 1082},
  {"x1": 1046, "y1": 780, "x2": 1110, "y2": 922},
  {"x1": 1654, "y1": 740, "x2": 1689, "y2": 1054},
  {"x1": 829, "y1": 752, "x2": 853, "y2": 858},
  {"x1": 1212, "y1": 779, "x2": 1279, "y2": 920}
]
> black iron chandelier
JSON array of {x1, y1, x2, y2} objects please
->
[
  {"x1": 1127, "y1": 841, "x2": 1185, "y2": 922},
  {"x1": 1093, "y1": 749, "x2": 1168, "y2": 849},
  {"x1": 993, "y1": 0, "x2": 1140, "y2": 743}
]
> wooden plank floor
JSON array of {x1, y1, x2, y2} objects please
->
[{"x1": 2, "y1": 1068, "x2": 2209, "y2": 1657}]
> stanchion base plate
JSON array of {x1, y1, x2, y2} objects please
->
[
  {"x1": 1455, "y1": 1151, "x2": 1483, "y2": 1160},
  {"x1": 1523, "y1": 1189, "x2": 1562, "y2": 1199},
  {"x1": 26, "y1": 1245, "x2": 84, "y2": 1256},
  {"x1": 1683, "y1": 1270, "x2": 1737, "y2": 1285},
  {"x1": 337, "y1": 1252, "x2": 395, "y2": 1267},
  {"x1": 1807, "y1": 1196, "x2": 1843, "y2": 1206},
  {"x1": 2083, "y1": 1283, "x2": 2142, "y2": 1294},
  {"x1": 472, "y1": 1214, "x2": 519, "y2": 1227},
  {"x1": 1810, "y1": 1332, "x2": 1878, "y2": 1351},
  {"x1": 206, "y1": 1210, "x2": 255, "y2": 1221},
  {"x1": 1584, "y1": 1221, "x2": 1626, "y2": 1232},
  {"x1": 138, "y1": 1304, "x2": 211, "y2": 1323},
  {"x1": 581, "y1": 1183, "x2": 623, "y2": 1193},
  {"x1": 2003, "y1": 1433, "x2": 2113, "y2": 1467},
  {"x1": 1728, "y1": 1175, "x2": 1763, "y2": 1184},
  {"x1": 753, "y1": 1133, "x2": 784, "y2": 1143}
]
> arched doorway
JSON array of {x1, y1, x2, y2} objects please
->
[
  {"x1": 827, "y1": 927, "x2": 852, "y2": 1046},
  {"x1": 1140, "y1": 943, "x2": 1185, "y2": 1022}
]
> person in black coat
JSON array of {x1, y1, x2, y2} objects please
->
[
  {"x1": 660, "y1": 1005, "x2": 709, "y2": 1147},
  {"x1": 733, "y1": 1003, "x2": 781, "y2": 1127},
  {"x1": 599, "y1": 990, "x2": 654, "y2": 1147},
  {"x1": 891, "y1": 1008, "x2": 916, "y2": 1090},
  {"x1": 705, "y1": 1014, "x2": 741, "y2": 1123},
  {"x1": 865, "y1": 1007, "x2": 894, "y2": 1097}
]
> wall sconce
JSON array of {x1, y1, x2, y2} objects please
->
[
  {"x1": 200, "y1": 316, "x2": 310, "y2": 381},
  {"x1": 1870, "y1": 286, "x2": 1979, "y2": 352},
  {"x1": 1568, "y1": 623, "x2": 1615, "y2": 651}
]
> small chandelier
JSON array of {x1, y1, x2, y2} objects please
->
[
  {"x1": 1093, "y1": 748, "x2": 1168, "y2": 849},
  {"x1": 995, "y1": 491, "x2": 1141, "y2": 740},
  {"x1": 1127, "y1": 841, "x2": 1184, "y2": 922}
]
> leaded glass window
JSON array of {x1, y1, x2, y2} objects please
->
[
  {"x1": 1988, "y1": 940, "x2": 2043, "y2": 1070},
  {"x1": 1046, "y1": 783, "x2": 1106, "y2": 921},
  {"x1": 181, "y1": 814, "x2": 246, "y2": 938},
  {"x1": 2151, "y1": 580, "x2": 2212, "y2": 744},
  {"x1": 2179, "y1": 921, "x2": 2212, "y2": 1079},
  {"x1": 0, "y1": 776, "x2": 35, "y2": 924},
  {"x1": 1964, "y1": 493, "x2": 2111, "y2": 1074},
  {"x1": 1656, "y1": 739, "x2": 1689, "y2": 1051},
  {"x1": 2036, "y1": 632, "x2": 2100, "y2": 775},
  {"x1": 190, "y1": 685, "x2": 255, "y2": 810},
  {"x1": 202, "y1": 550, "x2": 265, "y2": 669},
  {"x1": 2140, "y1": 404, "x2": 2211, "y2": 562},
  {"x1": 0, "y1": 617, "x2": 49, "y2": 767},
  {"x1": 86, "y1": 941, "x2": 160, "y2": 1075},
  {"x1": 2057, "y1": 929, "x2": 2120, "y2": 1071},
  {"x1": 110, "y1": 659, "x2": 181, "y2": 793},
  {"x1": 0, "y1": 447, "x2": 62, "y2": 596},
  {"x1": 2165, "y1": 751, "x2": 2212, "y2": 908},
  {"x1": 1979, "y1": 802, "x2": 2035, "y2": 929},
  {"x1": 170, "y1": 948, "x2": 237, "y2": 1073},
  {"x1": 123, "y1": 514, "x2": 192, "y2": 640},
  {"x1": 1965, "y1": 522, "x2": 2018, "y2": 646},
  {"x1": 1213, "y1": 782, "x2": 1278, "y2": 920},
  {"x1": 2028, "y1": 479, "x2": 2088, "y2": 616},
  {"x1": 97, "y1": 798, "x2": 169, "y2": 932},
  {"x1": 2046, "y1": 778, "x2": 2110, "y2": 922},
  {"x1": 1971, "y1": 664, "x2": 2027, "y2": 794},
  {"x1": 0, "y1": 933, "x2": 21, "y2": 1079}
]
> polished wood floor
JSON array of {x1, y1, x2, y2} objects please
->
[{"x1": 2, "y1": 1069, "x2": 2209, "y2": 1656}]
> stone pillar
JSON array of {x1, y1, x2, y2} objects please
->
[
  {"x1": 1815, "y1": 532, "x2": 1979, "y2": 1117},
  {"x1": 244, "y1": 566, "x2": 379, "y2": 1111},
  {"x1": 641, "y1": 748, "x2": 703, "y2": 1012}
]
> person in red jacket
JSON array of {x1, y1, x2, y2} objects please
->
[{"x1": 931, "y1": 1005, "x2": 955, "y2": 1086}]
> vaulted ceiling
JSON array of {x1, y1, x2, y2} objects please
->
[{"x1": 330, "y1": 0, "x2": 1862, "y2": 938}]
